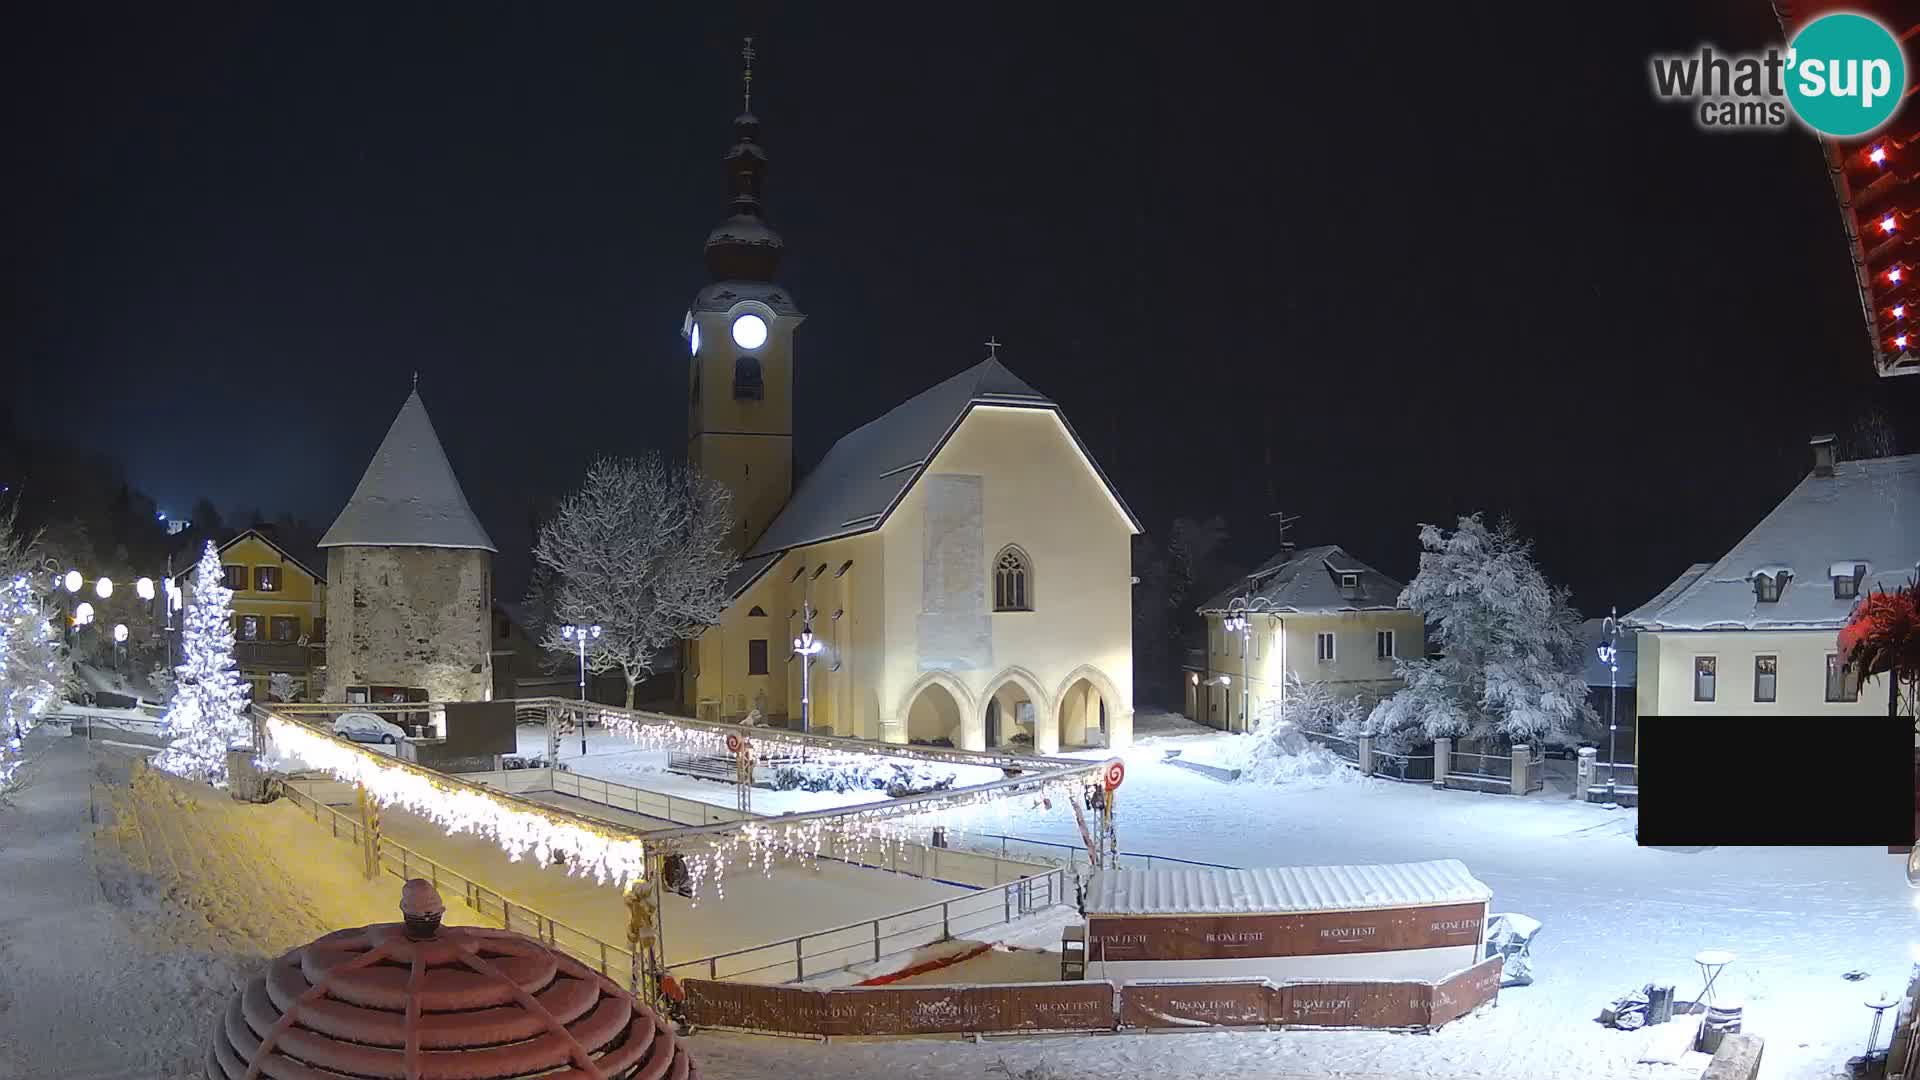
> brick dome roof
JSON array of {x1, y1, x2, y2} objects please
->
[{"x1": 207, "y1": 882, "x2": 695, "y2": 1080}]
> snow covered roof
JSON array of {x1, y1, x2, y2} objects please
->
[
  {"x1": 319, "y1": 390, "x2": 497, "y2": 552},
  {"x1": 736, "y1": 357, "x2": 1140, "y2": 575},
  {"x1": 1084, "y1": 859, "x2": 1491, "y2": 917},
  {"x1": 1580, "y1": 618, "x2": 1637, "y2": 687},
  {"x1": 1196, "y1": 545, "x2": 1406, "y2": 614},
  {"x1": 172, "y1": 528, "x2": 326, "y2": 585},
  {"x1": 1623, "y1": 452, "x2": 1920, "y2": 631}
]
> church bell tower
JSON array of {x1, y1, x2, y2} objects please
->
[{"x1": 686, "y1": 37, "x2": 802, "y2": 553}]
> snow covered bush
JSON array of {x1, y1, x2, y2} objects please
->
[
  {"x1": 771, "y1": 759, "x2": 958, "y2": 797},
  {"x1": 0, "y1": 509, "x2": 68, "y2": 790},
  {"x1": 154, "y1": 541, "x2": 252, "y2": 787},
  {"x1": 1368, "y1": 514, "x2": 1594, "y2": 747}
]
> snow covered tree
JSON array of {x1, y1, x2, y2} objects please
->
[
  {"x1": 1367, "y1": 514, "x2": 1594, "y2": 746},
  {"x1": 154, "y1": 540, "x2": 251, "y2": 786},
  {"x1": 146, "y1": 661, "x2": 176, "y2": 704},
  {"x1": 0, "y1": 509, "x2": 68, "y2": 790},
  {"x1": 530, "y1": 455, "x2": 739, "y2": 708}
]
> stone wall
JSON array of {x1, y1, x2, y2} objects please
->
[{"x1": 324, "y1": 546, "x2": 493, "y2": 702}]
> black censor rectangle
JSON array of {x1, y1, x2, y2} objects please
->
[{"x1": 1638, "y1": 716, "x2": 1913, "y2": 846}]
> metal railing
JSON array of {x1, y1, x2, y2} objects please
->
[
  {"x1": 1370, "y1": 747, "x2": 1436, "y2": 783},
  {"x1": 278, "y1": 780, "x2": 641, "y2": 987},
  {"x1": 666, "y1": 867, "x2": 1068, "y2": 985},
  {"x1": 966, "y1": 832, "x2": 1238, "y2": 873},
  {"x1": 551, "y1": 770, "x2": 754, "y2": 828}
]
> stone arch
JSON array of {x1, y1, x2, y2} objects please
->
[
  {"x1": 980, "y1": 666, "x2": 1051, "y2": 750},
  {"x1": 1053, "y1": 664, "x2": 1127, "y2": 752},
  {"x1": 896, "y1": 670, "x2": 978, "y2": 749}
]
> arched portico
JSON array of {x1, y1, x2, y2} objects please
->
[
  {"x1": 896, "y1": 670, "x2": 979, "y2": 749},
  {"x1": 1053, "y1": 664, "x2": 1128, "y2": 752},
  {"x1": 981, "y1": 666, "x2": 1050, "y2": 751}
]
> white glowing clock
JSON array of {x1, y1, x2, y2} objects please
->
[{"x1": 731, "y1": 313, "x2": 768, "y2": 350}]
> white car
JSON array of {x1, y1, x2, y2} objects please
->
[{"x1": 332, "y1": 712, "x2": 408, "y2": 745}]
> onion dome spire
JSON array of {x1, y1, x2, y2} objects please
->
[{"x1": 704, "y1": 35, "x2": 784, "y2": 282}]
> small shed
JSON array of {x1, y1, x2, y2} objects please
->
[{"x1": 1083, "y1": 859, "x2": 1491, "y2": 984}]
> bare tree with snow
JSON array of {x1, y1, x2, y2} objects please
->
[
  {"x1": 529, "y1": 455, "x2": 738, "y2": 708},
  {"x1": 1367, "y1": 514, "x2": 1594, "y2": 747}
]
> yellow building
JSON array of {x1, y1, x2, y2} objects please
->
[
  {"x1": 675, "y1": 84, "x2": 1140, "y2": 754},
  {"x1": 1188, "y1": 544, "x2": 1425, "y2": 732},
  {"x1": 174, "y1": 528, "x2": 327, "y2": 703}
]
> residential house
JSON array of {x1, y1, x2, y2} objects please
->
[
  {"x1": 173, "y1": 528, "x2": 327, "y2": 703},
  {"x1": 1188, "y1": 544, "x2": 1423, "y2": 732},
  {"x1": 1624, "y1": 437, "x2": 1918, "y2": 745}
]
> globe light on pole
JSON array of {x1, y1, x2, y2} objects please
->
[
  {"x1": 74, "y1": 601, "x2": 95, "y2": 627},
  {"x1": 793, "y1": 622, "x2": 825, "y2": 734},
  {"x1": 113, "y1": 623, "x2": 128, "y2": 642},
  {"x1": 96, "y1": 577, "x2": 113, "y2": 599},
  {"x1": 136, "y1": 577, "x2": 155, "y2": 601},
  {"x1": 63, "y1": 570, "x2": 82, "y2": 593},
  {"x1": 559, "y1": 624, "x2": 603, "y2": 755}
]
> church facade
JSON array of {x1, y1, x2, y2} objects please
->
[{"x1": 678, "y1": 73, "x2": 1139, "y2": 754}]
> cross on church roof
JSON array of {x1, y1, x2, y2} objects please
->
[
  {"x1": 741, "y1": 36, "x2": 756, "y2": 113},
  {"x1": 984, "y1": 336, "x2": 1002, "y2": 360}
]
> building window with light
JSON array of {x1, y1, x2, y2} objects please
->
[
  {"x1": 223, "y1": 565, "x2": 247, "y2": 591},
  {"x1": 1753, "y1": 655, "x2": 1777, "y2": 703},
  {"x1": 1376, "y1": 629, "x2": 1395, "y2": 660},
  {"x1": 747, "y1": 639, "x2": 769, "y2": 676},
  {"x1": 1693, "y1": 656, "x2": 1716, "y2": 702},
  {"x1": 1826, "y1": 653, "x2": 1859, "y2": 703},
  {"x1": 993, "y1": 546, "x2": 1032, "y2": 612},
  {"x1": 254, "y1": 566, "x2": 281, "y2": 592},
  {"x1": 236, "y1": 614, "x2": 263, "y2": 642},
  {"x1": 270, "y1": 616, "x2": 299, "y2": 643},
  {"x1": 1316, "y1": 632, "x2": 1335, "y2": 663}
]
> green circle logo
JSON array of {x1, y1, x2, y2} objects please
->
[{"x1": 1786, "y1": 13, "x2": 1906, "y2": 137}]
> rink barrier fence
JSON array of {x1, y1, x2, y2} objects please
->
[{"x1": 683, "y1": 954, "x2": 1503, "y2": 1037}]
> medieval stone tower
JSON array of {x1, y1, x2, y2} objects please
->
[
  {"x1": 320, "y1": 389, "x2": 496, "y2": 706},
  {"x1": 685, "y1": 39, "x2": 804, "y2": 553}
]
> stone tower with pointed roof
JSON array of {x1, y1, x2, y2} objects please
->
[{"x1": 320, "y1": 390, "x2": 497, "y2": 706}]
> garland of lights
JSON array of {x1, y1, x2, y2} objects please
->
[{"x1": 265, "y1": 717, "x2": 650, "y2": 888}]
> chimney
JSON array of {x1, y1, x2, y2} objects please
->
[{"x1": 1810, "y1": 434, "x2": 1837, "y2": 477}]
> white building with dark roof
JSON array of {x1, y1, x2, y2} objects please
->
[
  {"x1": 1187, "y1": 544, "x2": 1424, "y2": 732},
  {"x1": 319, "y1": 389, "x2": 497, "y2": 709},
  {"x1": 1624, "y1": 437, "x2": 1918, "y2": 725},
  {"x1": 675, "y1": 72, "x2": 1139, "y2": 752}
]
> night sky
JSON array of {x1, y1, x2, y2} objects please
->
[{"x1": 5, "y1": 5, "x2": 1916, "y2": 612}]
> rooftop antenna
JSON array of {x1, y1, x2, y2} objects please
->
[
  {"x1": 984, "y1": 336, "x2": 1002, "y2": 360},
  {"x1": 1269, "y1": 510, "x2": 1300, "y2": 548},
  {"x1": 741, "y1": 36, "x2": 756, "y2": 113},
  {"x1": 411, "y1": 371, "x2": 419, "y2": 390}
]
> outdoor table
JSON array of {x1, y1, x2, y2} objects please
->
[{"x1": 1694, "y1": 949, "x2": 1736, "y2": 1009}]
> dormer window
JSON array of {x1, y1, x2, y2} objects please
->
[
  {"x1": 1832, "y1": 562, "x2": 1868, "y2": 600},
  {"x1": 1753, "y1": 572, "x2": 1789, "y2": 603}
]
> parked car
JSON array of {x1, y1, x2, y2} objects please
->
[{"x1": 332, "y1": 712, "x2": 408, "y2": 745}]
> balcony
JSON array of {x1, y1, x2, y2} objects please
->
[{"x1": 234, "y1": 641, "x2": 324, "y2": 671}]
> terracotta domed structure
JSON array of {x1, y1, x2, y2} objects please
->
[{"x1": 209, "y1": 881, "x2": 696, "y2": 1079}]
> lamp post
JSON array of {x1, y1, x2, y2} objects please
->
[
  {"x1": 1597, "y1": 608, "x2": 1621, "y2": 799},
  {"x1": 1224, "y1": 596, "x2": 1274, "y2": 734},
  {"x1": 560, "y1": 624, "x2": 601, "y2": 756},
  {"x1": 792, "y1": 603, "x2": 824, "y2": 733}
]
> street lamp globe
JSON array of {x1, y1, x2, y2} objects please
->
[
  {"x1": 74, "y1": 602, "x2": 95, "y2": 626},
  {"x1": 63, "y1": 570, "x2": 82, "y2": 593},
  {"x1": 113, "y1": 623, "x2": 128, "y2": 643},
  {"x1": 96, "y1": 577, "x2": 113, "y2": 599},
  {"x1": 136, "y1": 577, "x2": 156, "y2": 601},
  {"x1": 561, "y1": 625, "x2": 575, "y2": 640},
  {"x1": 589, "y1": 625, "x2": 603, "y2": 639}
]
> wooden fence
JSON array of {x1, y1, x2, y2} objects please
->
[{"x1": 685, "y1": 956, "x2": 1502, "y2": 1037}]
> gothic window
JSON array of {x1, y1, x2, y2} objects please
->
[
  {"x1": 733, "y1": 354, "x2": 763, "y2": 400},
  {"x1": 993, "y1": 546, "x2": 1032, "y2": 611}
]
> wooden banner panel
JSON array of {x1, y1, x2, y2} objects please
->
[
  {"x1": 1274, "y1": 980, "x2": 1428, "y2": 1029},
  {"x1": 880, "y1": 987, "x2": 1009, "y2": 1035},
  {"x1": 1428, "y1": 955, "x2": 1503, "y2": 1028},
  {"x1": 1089, "y1": 902, "x2": 1486, "y2": 962},
  {"x1": 1003, "y1": 981, "x2": 1116, "y2": 1032},
  {"x1": 685, "y1": 980, "x2": 811, "y2": 1032},
  {"x1": 1119, "y1": 981, "x2": 1271, "y2": 1028}
]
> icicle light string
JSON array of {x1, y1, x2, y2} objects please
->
[{"x1": 265, "y1": 717, "x2": 650, "y2": 888}]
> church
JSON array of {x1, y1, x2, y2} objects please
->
[{"x1": 678, "y1": 54, "x2": 1139, "y2": 754}]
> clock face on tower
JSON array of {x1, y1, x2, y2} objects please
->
[{"x1": 731, "y1": 313, "x2": 768, "y2": 350}]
